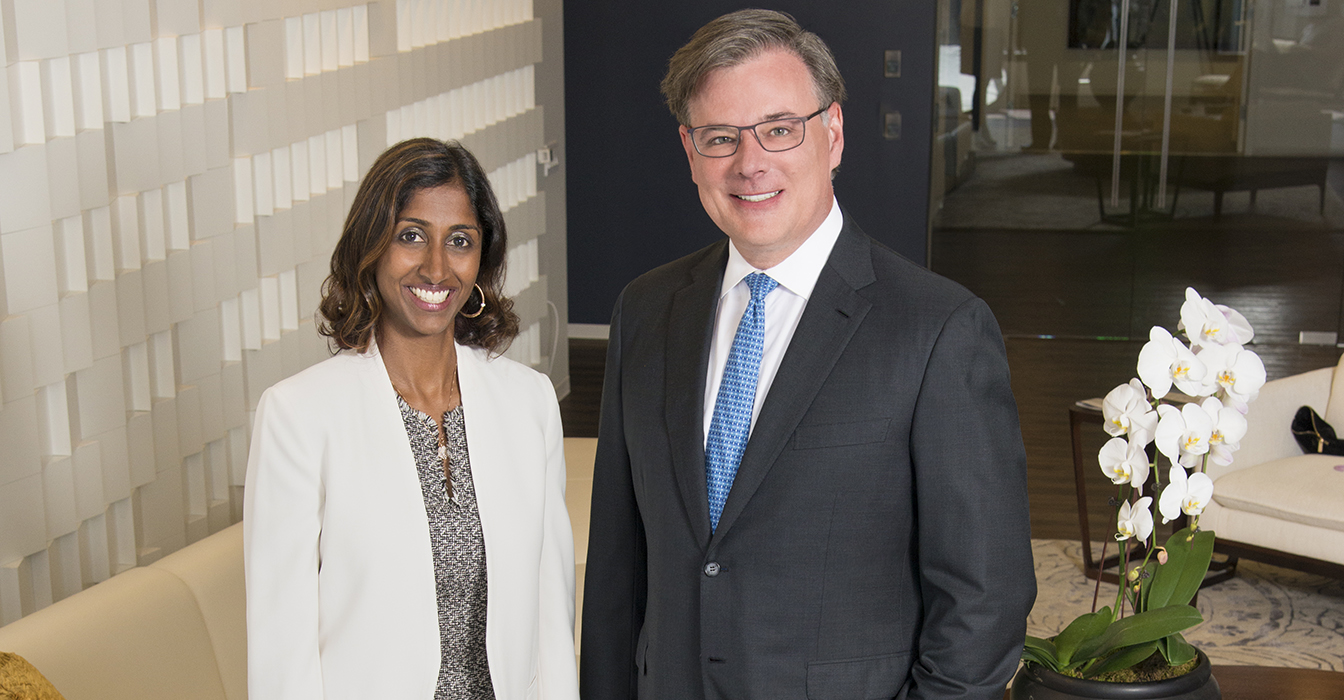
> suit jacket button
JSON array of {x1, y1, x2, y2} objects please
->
[{"x1": 703, "y1": 562, "x2": 720, "y2": 577}]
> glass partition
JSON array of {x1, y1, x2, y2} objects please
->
[{"x1": 929, "y1": 0, "x2": 1344, "y2": 540}]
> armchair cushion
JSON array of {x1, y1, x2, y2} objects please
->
[{"x1": 1212, "y1": 453, "x2": 1344, "y2": 532}]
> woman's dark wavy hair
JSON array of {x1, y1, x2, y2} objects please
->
[{"x1": 318, "y1": 138, "x2": 519, "y2": 354}]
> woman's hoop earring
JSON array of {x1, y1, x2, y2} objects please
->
[{"x1": 460, "y1": 284, "x2": 486, "y2": 318}]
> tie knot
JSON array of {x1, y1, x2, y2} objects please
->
[{"x1": 744, "y1": 272, "x2": 778, "y2": 302}]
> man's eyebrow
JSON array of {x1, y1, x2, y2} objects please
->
[{"x1": 762, "y1": 111, "x2": 799, "y2": 121}]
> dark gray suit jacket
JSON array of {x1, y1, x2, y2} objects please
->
[{"x1": 579, "y1": 217, "x2": 1035, "y2": 700}]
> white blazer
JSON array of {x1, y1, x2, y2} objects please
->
[{"x1": 243, "y1": 342, "x2": 578, "y2": 700}]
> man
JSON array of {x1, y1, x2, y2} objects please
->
[{"x1": 580, "y1": 9, "x2": 1035, "y2": 700}]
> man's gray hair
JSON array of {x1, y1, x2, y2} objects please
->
[{"x1": 661, "y1": 9, "x2": 847, "y2": 126}]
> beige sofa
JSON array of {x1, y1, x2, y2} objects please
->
[
  {"x1": 0, "y1": 437, "x2": 600, "y2": 699},
  {"x1": 1200, "y1": 354, "x2": 1344, "y2": 578},
  {"x1": 0, "y1": 522, "x2": 245, "y2": 700}
]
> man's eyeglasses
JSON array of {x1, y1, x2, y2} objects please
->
[{"x1": 687, "y1": 107, "x2": 828, "y2": 158}]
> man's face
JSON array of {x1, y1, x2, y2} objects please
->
[{"x1": 680, "y1": 49, "x2": 844, "y2": 269}]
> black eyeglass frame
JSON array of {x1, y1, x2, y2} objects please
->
[{"x1": 686, "y1": 106, "x2": 830, "y2": 158}]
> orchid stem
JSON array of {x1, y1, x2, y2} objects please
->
[
  {"x1": 1111, "y1": 484, "x2": 1132, "y2": 621},
  {"x1": 1092, "y1": 536, "x2": 1107, "y2": 613}
]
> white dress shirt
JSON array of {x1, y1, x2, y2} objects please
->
[{"x1": 703, "y1": 198, "x2": 843, "y2": 446}]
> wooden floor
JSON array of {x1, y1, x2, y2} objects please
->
[{"x1": 560, "y1": 221, "x2": 1344, "y2": 541}]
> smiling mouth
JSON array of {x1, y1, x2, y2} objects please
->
[
  {"x1": 409, "y1": 287, "x2": 451, "y2": 305},
  {"x1": 733, "y1": 191, "x2": 781, "y2": 203}
]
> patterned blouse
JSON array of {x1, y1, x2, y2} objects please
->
[{"x1": 397, "y1": 396, "x2": 496, "y2": 699}]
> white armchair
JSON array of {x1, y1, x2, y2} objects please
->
[{"x1": 1199, "y1": 354, "x2": 1344, "y2": 578}]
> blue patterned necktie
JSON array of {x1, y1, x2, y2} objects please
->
[{"x1": 706, "y1": 272, "x2": 778, "y2": 532}]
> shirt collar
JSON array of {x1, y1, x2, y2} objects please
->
[{"x1": 719, "y1": 197, "x2": 843, "y2": 300}]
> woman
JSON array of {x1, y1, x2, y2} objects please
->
[{"x1": 243, "y1": 138, "x2": 578, "y2": 700}]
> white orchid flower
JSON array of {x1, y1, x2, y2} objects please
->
[
  {"x1": 1178, "y1": 287, "x2": 1254, "y2": 348},
  {"x1": 1116, "y1": 496, "x2": 1154, "y2": 541},
  {"x1": 1102, "y1": 379, "x2": 1158, "y2": 443},
  {"x1": 1202, "y1": 397, "x2": 1247, "y2": 466},
  {"x1": 1154, "y1": 402, "x2": 1214, "y2": 468},
  {"x1": 1158, "y1": 466, "x2": 1215, "y2": 523},
  {"x1": 1137, "y1": 326, "x2": 1209, "y2": 399},
  {"x1": 1099, "y1": 437, "x2": 1152, "y2": 492},
  {"x1": 1197, "y1": 343, "x2": 1266, "y2": 413}
]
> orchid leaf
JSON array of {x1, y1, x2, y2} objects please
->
[
  {"x1": 1023, "y1": 636, "x2": 1060, "y2": 671},
  {"x1": 1054, "y1": 607, "x2": 1112, "y2": 667},
  {"x1": 1085, "y1": 642, "x2": 1158, "y2": 678},
  {"x1": 1158, "y1": 632, "x2": 1198, "y2": 666},
  {"x1": 1148, "y1": 527, "x2": 1215, "y2": 609},
  {"x1": 1137, "y1": 560, "x2": 1158, "y2": 613},
  {"x1": 1075, "y1": 605, "x2": 1202, "y2": 662}
]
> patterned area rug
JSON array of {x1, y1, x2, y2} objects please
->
[{"x1": 1029, "y1": 539, "x2": 1344, "y2": 670}]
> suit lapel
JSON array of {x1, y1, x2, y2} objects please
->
[
  {"x1": 711, "y1": 220, "x2": 876, "y2": 542},
  {"x1": 665, "y1": 243, "x2": 728, "y2": 548}
]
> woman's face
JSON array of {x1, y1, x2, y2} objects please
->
[{"x1": 375, "y1": 183, "x2": 482, "y2": 342}]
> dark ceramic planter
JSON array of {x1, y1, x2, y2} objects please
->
[{"x1": 1009, "y1": 650, "x2": 1221, "y2": 700}]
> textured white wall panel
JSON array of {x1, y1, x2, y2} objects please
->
[
  {"x1": 149, "y1": 396, "x2": 178, "y2": 472},
  {"x1": 127, "y1": 42, "x2": 156, "y2": 119},
  {"x1": 157, "y1": 110, "x2": 185, "y2": 185},
  {"x1": 46, "y1": 137, "x2": 80, "y2": 222},
  {"x1": 71, "y1": 52, "x2": 102, "y2": 130},
  {"x1": 154, "y1": 38, "x2": 181, "y2": 112},
  {"x1": 0, "y1": 145, "x2": 52, "y2": 234},
  {"x1": 41, "y1": 57, "x2": 76, "y2": 139},
  {"x1": 58, "y1": 292, "x2": 94, "y2": 374},
  {"x1": 165, "y1": 181, "x2": 190, "y2": 251},
  {"x1": 0, "y1": 64, "x2": 15, "y2": 155},
  {"x1": 27, "y1": 304, "x2": 65, "y2": 388},
  {"x1": 246, "y1": 20, "x2": 285, "y2": 89},
  {"x1": 92, "y1": 0, "x2": 124, "y2": 54},
  {"x1": 121, "y1": 0, "x2": 152, "y2": 45},
  {"x1": 4, "y1": 0, "x2": 67, "y2": 62},
  {"x1": 71, "y1": 355, "x2": 126, "y2": 442},
  {"x1": 138, "y1": 189, "x2": 165, "y2": 262},
  {"x1": 125, "y1": 411, "x2": 155, "y2": 487},
  {"x1": 223, "y1": 26, "x2": 246, "y2": 94},
  {"x1": 108, "y1": 118, "x2": 160, "y2": 195},
  {"x1": 72, "y1": 442, "x2": 104, "y2": 522},
  {"x1": 114, "y1": 270, "x2": 146, "y2": 347},
  {"x1": 0, "y1": 473, "x2": 48, "y2": 576},
  {"x1": 85, "y1": 280, "x2": 120, "y2": 360},
  {"x1": 148, "y1": 330, "x2": 174, "y2": 400},
  {"x1": 76, "y1": 514, "x2": 110, "y2": 587},
  {"x1": 180, "y1": 103, "x2": 208, "y2": 177},
  {"x1": 202, "y1": 28, "x2": 226, "y2": 100},
  {"x1": 176, "y1": 386, "x2": 202, "y2": 458},
  {"x1": 83, "y1": 207, "x2": 115, "y2": 282},
  {"x1": 166, "y1": 251, "x2": 194, "y2": 323},
  {"x1": 123, "y1": 340, "x2": 151, "y2": 412},
  {"x1": 74, "y1": 130, "x2": 109, "y2": 212},
  {"x1": 36, "y1": 380, "x2": 73, "y2": 458},
  {"x1": 1, "y1": 225, "x2": 59, "y2": 314},
  {"x1": 179, "y1": 35, "x2": 204, "y2": 107},
  {"x1": 0, "y1": 394, "x2": 41, "y2": 484},
  {"x1": 101, "y1": 47, "x2": 132, "y2": 124},
  {"x1": 141, "y1": 261, "x2": 170, "y2": 335},
  {"x1": 0, "y1": 2, "x2": 561, "y2": 625},
  {"x1": 48, "y1": 531, "x2": 82, "y2": 601},
  {"x1": 42, "y1": 457, "x2": 78, "y2": 541},
  {"x1": 198, "y1": 374, "x2": 224, "y2": 444}
]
